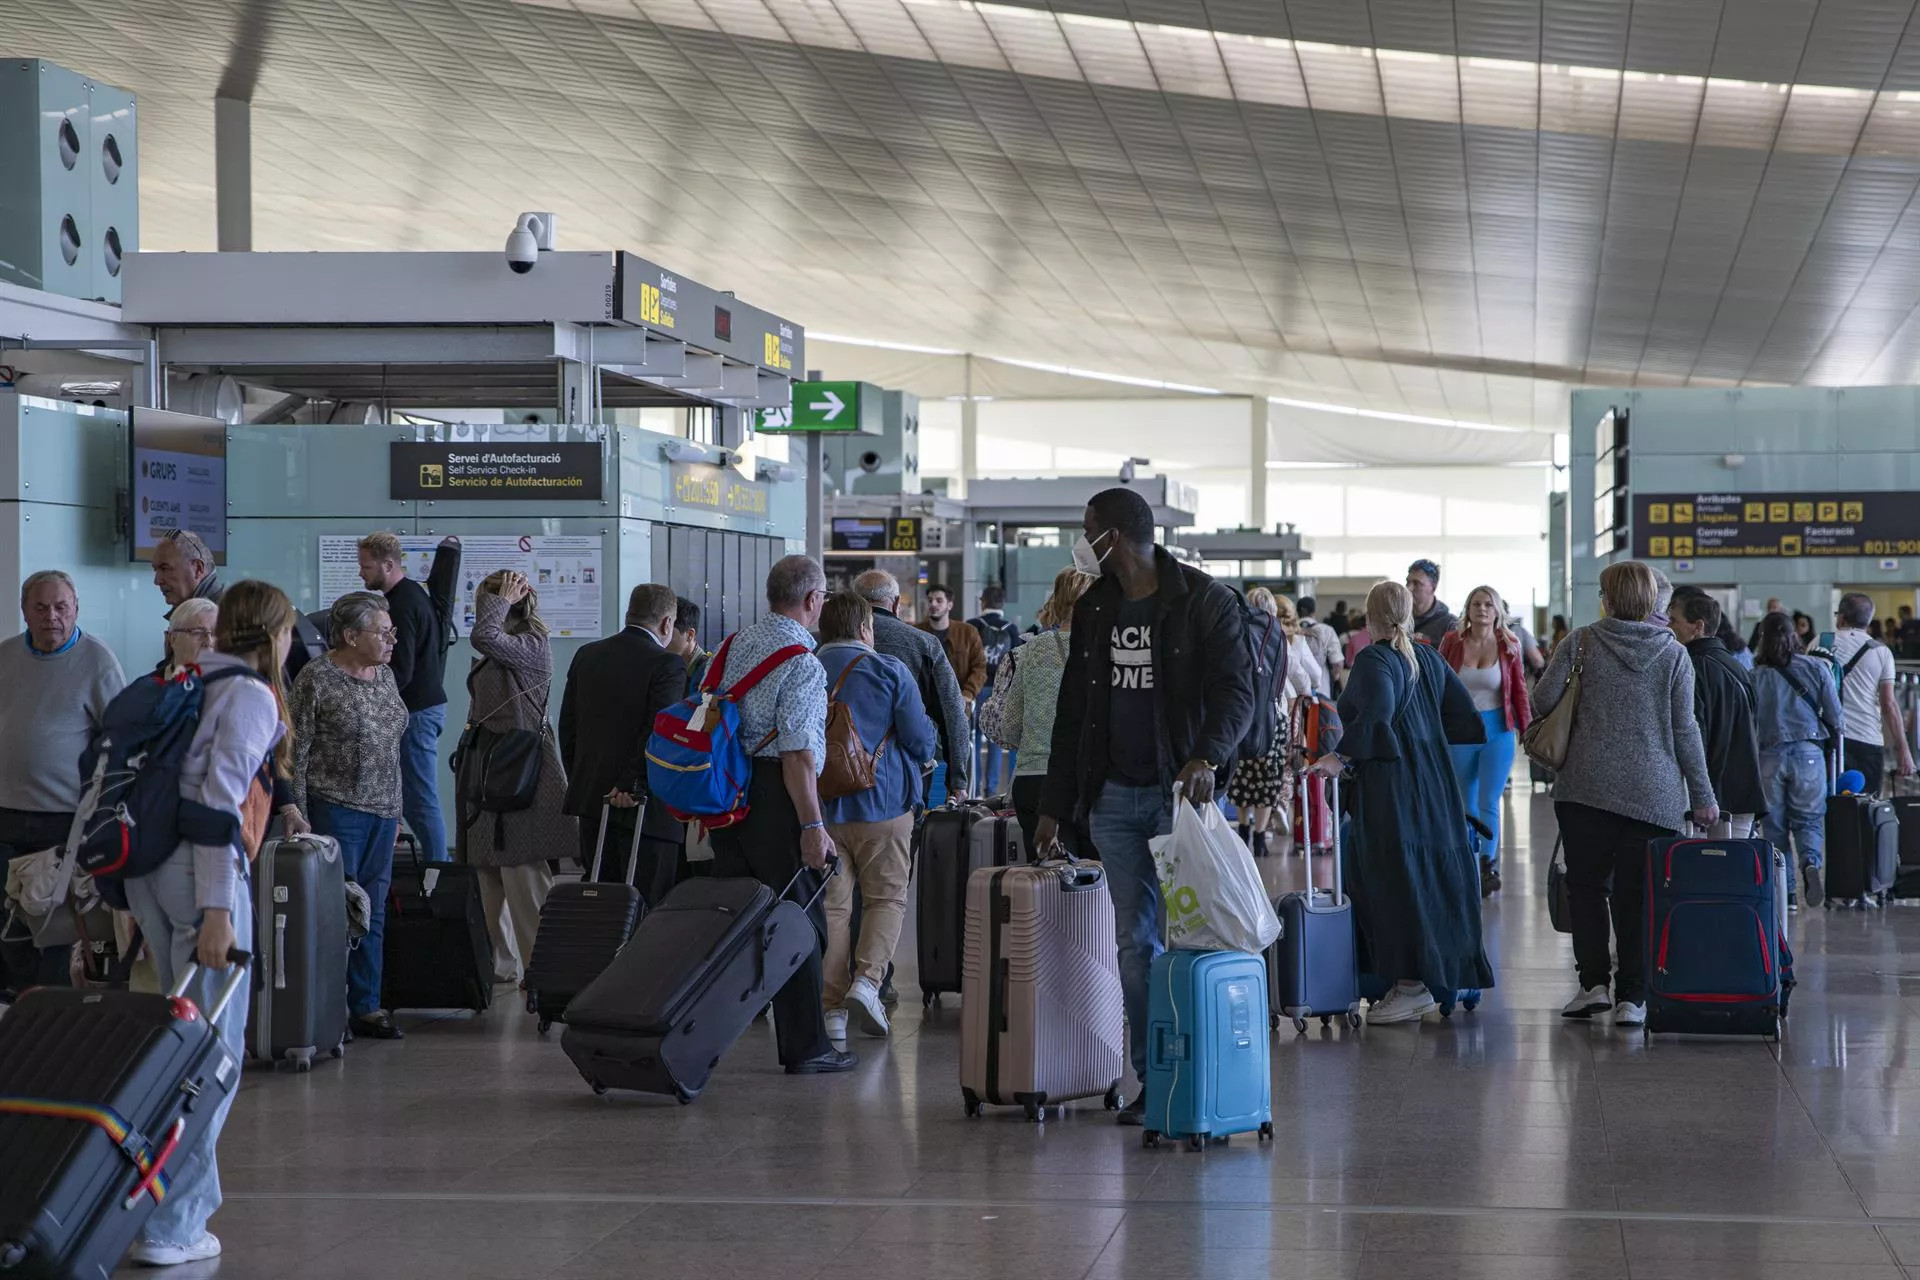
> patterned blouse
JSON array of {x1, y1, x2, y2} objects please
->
[
  {"x1": 1000, "y1": 628, "x2": 1071, "y2": 779},
  {"x1": 289, "y1": 654, "x2": 410, "y2": 819},
  {"x1": 721, "y1": 613, "x2": 828, "y2": 773}
]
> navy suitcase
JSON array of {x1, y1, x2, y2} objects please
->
[
  {"x1": 0, "y1": 952, "x2": 250, "y2": 1280},
  {"x1": 382, "y1": 837, "x2": 493, "y2": 1013},
  {"x1": 1141, "y1": 949, "x2": 1274, "y2": 1150},
  {"x1": 1644, "y1": 835, "x2": 1789, "y2": 1038},
  {"x1": 524, "y1": 804, "x2": 644, "y2": 1034},
  {"x1": 1266, "y1": 775, "x2": 1362, "y2": 1032}
]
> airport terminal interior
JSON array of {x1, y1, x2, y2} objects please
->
[{"x1": 19, "y1": 1, "x2": 1920, "y2": 1277}]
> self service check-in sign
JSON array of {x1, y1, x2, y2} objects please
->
[
  {"x1": 1633, "y1": 491, "x2": 1920, "y2": 559},
  {"x1": 390, "y1": 443, "x2": 604, "y2": 501}
]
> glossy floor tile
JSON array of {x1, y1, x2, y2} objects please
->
[{"x1": 82, "y1": 788, "x2": 1920, "y2": 1277}]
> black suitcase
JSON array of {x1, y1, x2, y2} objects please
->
[
  {"x1": 1891, "y1": 795, "x2": 1920, "y2": 898},
  {"x1": 381, "y1": 837, "x2": 493, "y2": 1013},
  {"x1": 1266, "y1": 775, "x2": 1362, "y2": 1033},
  {"x1": 524, "y1": 804, "x2": 644, "y2": 1033},
  {"x1": 560, "y1": 871, "x2": 824, "y2": 1103},
  {"x1": 0, "y1": 952, "x2": 250, "y2": 1280},
  {"x1": 1826, "y1": 792, "x2": 1898, "y2": 905},
  {"x1": 915, "y1": 803, "x2": 1003, "y2": 1005},
  {"x1": 250, "y1": 833, "x2": 350, "y2": 1071}
]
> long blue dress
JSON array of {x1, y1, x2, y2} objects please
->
[{"x1": 1337, "y1": 640, "x2": 1496, "y2": 996}]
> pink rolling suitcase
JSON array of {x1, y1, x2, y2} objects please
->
[{"x1": 959, "y1": 859, "x2": 1126, "y2": 1123}]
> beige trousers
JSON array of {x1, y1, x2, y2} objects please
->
[
  {"x1": 476, "y1": 862, "x2": 555, "y2": 984},
  {"x1": 822, "y1": 814, "x2": 914, "y2": 1009}
]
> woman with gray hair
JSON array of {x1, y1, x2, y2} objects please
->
[{"x1": 289, "y1": 590, "x2": 411, "y2": 1041}]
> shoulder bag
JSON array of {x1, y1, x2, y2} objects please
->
[
  {"x1": 453, "y1": 658, "x2": 550, "y2": 827},
  {"x1": 1522, "y1": 629, "x2": 1583, "y2": 772}
]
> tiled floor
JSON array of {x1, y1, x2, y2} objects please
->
[{"x1": 123, "y1": 792, "x2": 1920, "y2": 1277}]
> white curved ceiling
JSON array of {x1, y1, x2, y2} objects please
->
[{"x1": 18, "y1": 0, "x2": 1920, "y2": 438}]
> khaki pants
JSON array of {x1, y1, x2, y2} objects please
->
[
  {"x1": 476, "y1": 862, "x2": 555, "y2": 985},
  {"x1": 822, "y1": 814, "x2": 913, "y2": 1009}
]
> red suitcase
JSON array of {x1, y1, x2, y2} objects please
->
[{"x1": 0, "y1": 951, "x2": 250, "y2": 1280}]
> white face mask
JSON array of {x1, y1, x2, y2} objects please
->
[{"x1": 1072, "y1": 529, "x2": 1113, "y2": 577}]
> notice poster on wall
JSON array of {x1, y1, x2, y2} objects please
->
[
  {"x1": 131, "y1": 408, "x2": 228, "y2": 563},
  {"x1": 318, "y1": 534, "x2": 604, "y2": 638}
]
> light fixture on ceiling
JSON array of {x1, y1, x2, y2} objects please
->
[{"x1": 504, "y1": 211, "x2": 556, "y2": 274}]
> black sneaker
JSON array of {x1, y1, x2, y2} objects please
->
[
  {"x1": 1115, "y1": 1095, "x2": 1147, "y2": 1127},
  {"x1": 350, "y1": 1011, "x2": 404, "y2": 1041},
  {"x1": 786, "y1": 1048, "x2": 859, "y2": 1075},
  {"x1": 1803, "y1": 864, "x2": 1825, "y2": 910},
  {"x1": 879, "y1": 977, "x2": 899, "y2": 1008}
]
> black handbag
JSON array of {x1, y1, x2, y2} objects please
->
[
  {"x1": 1547, "y1": 833, "x2": 1572, "y2": 934},
  {"x1": 452, "y1": 660, "x2": 547, "y2": 847}
]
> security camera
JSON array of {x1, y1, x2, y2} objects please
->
[
  {"x1": 757, "y1": 461, "x2": 799, "y2": 483},
  {"x1": 659, "y1": 439, "x2": 707, "y2": 464},
  {"x1": 504, "y1": 212, "x2": 556, "y2": 274},
  {"x1": 858, "y1": 451, "x2": 883, "y2": 474}
]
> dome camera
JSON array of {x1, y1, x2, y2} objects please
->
[
  {"x1": 858, "y1": 450, "x2": 883, "y2": 474},
  {"x1": 504, "y1": 212, "x2": 556, "y2": 274}
]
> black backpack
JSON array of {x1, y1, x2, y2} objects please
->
[
  {"x1": 1230, "y1": 589, "x2": 1289, "y2": 762},
  {"x1": 971, "y1": 615, "x2": 1021, "y2": 686}
]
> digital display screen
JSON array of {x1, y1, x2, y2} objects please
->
[
  {"x1": 130, "y1": 408, "x2": 227, "y2": 564},
  {"x1": 714, "y1": 306, "x2": 732, "y2": 343}
]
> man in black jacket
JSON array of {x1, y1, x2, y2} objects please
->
[
  {"x1": 1037, "y1": 488, "x2": 1253, "y2": 1124},
  {"x1": 558, "y1": 583, "x2": 688, "y2": 904},
  {"x1": 1669, "y1": 588, "x2": 1766, "y2": 837},
  {"x1": 359, "y1": 531, "x2": 455, "y2": 862}
]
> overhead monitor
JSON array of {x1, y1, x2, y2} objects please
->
[{"x1": 130, "y1": 407, "x2": 228, "y2": 564}]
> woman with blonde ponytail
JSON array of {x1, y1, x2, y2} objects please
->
[{"x1": 1307, "y1": 580, "x2": 1493, "y2": 1025}]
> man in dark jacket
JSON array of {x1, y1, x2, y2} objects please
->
[
  {"x1": 359, "y1": 531, "x2": 457, "y2": 862},
  {"x1": 1037, "y1": 488, "x2": 1253, "y2": 1125},
  {"x1": 1407, "y1": 558, "x2": 1456, "y2": 645},
  {"x1": 558, "y1": 583, "x2": 688, "y2": 904},
  {"x1": 1670, "y1": 587, "x2": 1766, "y2": 837},
  {"x1": 854, "y1": 569, "x2": 971, "y2": 802}
]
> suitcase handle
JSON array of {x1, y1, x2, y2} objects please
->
[
  {"x1": 1037, "y1": 856, "x2": 1104, "y2": 893},
  {"x1": 589, "y1": 800, "x2": 648, "y2": 888},
  {"x1": 169, "y1": 947, "x2": 253, "y2": 1023}
]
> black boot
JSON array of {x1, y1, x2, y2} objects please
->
[{"x1": 1252, "y1": 830, "x2": 1269, "y2": 859}]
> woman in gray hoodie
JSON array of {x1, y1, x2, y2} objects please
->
[{"x1": 1535, "y1": 561, "x2": 1718, "y2": 1030}]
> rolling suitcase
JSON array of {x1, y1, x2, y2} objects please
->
[
  {"x1": 381, "y1": 837, "x2": 493, "y2": 1013},
  {"x1": 0, "y1": 952, "x2": 250, "y2": 1280},
  {"x1": 1644, "y1": 834, "x2": 1788, "y2": 1038},
  {"x1": 1141, "y1": 949, "x2": 1274, "y2": 1150},
  {"x1": 959, "y1": 859, "x2": 1125, "y2": 1122},
  {"x1": 1892, "y1": 795, "x2": 1920, "y2": 898},
  {"x1": 915, "y1": 803, "x2": 1022, "y2": 1005},
  {"x1": 560, "y1": 868, "x2": 827, "y2": 1103},
  {"x1": 524, "y1": 804, "x2": 645, "y2": 1033},
  {"x1": 1267, "y1": 775, "x2": 1362, "y2": 1033},
  {"x1": 250, "y1": 833, "x2": 349, "y2": 1071},
  {"x1": 1826, "y1": 787, "x2": 1898, "y2": 907}
]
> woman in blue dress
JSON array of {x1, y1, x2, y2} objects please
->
[{"x1": 1311, "y1": 580, "x2": 1494, "y2": 1024}]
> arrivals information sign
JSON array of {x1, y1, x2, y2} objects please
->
[{"x1": 1632, "y1": 491, "x2": 1920, "y2": 559}]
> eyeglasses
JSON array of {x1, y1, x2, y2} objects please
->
[
  {"x1": 354, "y1": 627, "x2": 399, "y2": 642},
  {"x1": 167, "y1": 627, "x2": 213, "y2": 641}
]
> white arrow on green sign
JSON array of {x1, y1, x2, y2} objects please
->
[{"x1": 756, "y1": 380, "x2": 874, "y2": 433}]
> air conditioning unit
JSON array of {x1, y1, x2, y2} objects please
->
[{"x1": 0, "y1": 59, "x2": 138, "y2": 302}]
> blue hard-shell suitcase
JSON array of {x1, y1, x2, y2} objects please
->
[
  {"x1": 1267, "y1": 774, "x2": 1363, "y2": 1032},
  {"x1": 1142, "y1": 950, "x2": 1274, "y2": 1150},
  {"x1": 1644, "y1": 835, "x2": 1790, "y2": 1039}
]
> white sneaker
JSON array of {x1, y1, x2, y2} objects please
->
[
  {"x1": 1612, "y1": 1001, "x2": 1646, "y2": 1027},
  {"x1": 823, "y1": 1008, "x2": 848, "y2": 1043},
  {"x1": 1366, "y1": 985, "x2": 1437, "y2": 1025},
  {"x1": 1561, "y1": 986, "x2": 1610, "y2": 1019},
  {"x1": 129, "y1": 1234, "x2": 221, "y2": 1267},
  {"x1": 846, "y1": 977, "x2": 891, "y2": 1038}
]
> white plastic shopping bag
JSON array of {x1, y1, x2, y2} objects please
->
[{"x1": 1150, "y1": 794, "x2": 1281, "y2": 953}]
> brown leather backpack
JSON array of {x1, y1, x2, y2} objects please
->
[{"x1": 818, "y1": 653, "x2": 895, "y2": 801}]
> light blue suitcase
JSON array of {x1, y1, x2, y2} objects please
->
[{"x1": 1141, "y1": 949, "x2": 1274, "y2": 1150}]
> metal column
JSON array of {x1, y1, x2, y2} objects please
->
[
  {"x1": 1249, "y1": 396, "x2": 1270, "y2": 530},
  {"x1": 215, "y1": 97, "x2": 252, "y2": 252},
  {"x1": 805, "y1": 434, "x2": 824, "y2": 563}
]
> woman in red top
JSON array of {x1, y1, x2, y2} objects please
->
[{"x1": 1438, "y1": 587, "x2": 1532, "y2": 897}]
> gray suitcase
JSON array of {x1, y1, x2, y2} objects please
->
[{"x1": 250, "y1": 833, "x2": 350, "y2": 1071}]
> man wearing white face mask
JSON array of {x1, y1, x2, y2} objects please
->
[{"x1": 1036, "y1": 488, "x2": 1255, "y2": 1125}]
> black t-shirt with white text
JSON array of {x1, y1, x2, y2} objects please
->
[{"x1": 1108, "y1": 595, "x2": 1161, "y2": 786}]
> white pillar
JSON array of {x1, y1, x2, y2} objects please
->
[
  {"x1": 955, "y1": 354, "x2": 978, "y2": 500},
  {"x1": 1249, "y1": 396, "x2": 1269, "y2": 529},
  {"x1": 215, "y1": 97, "x2": 252, "y2": 252}
]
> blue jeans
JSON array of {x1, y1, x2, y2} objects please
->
[
  {"x1": 123, "y1": 846, "x2": 252, "y2": 1250},
  {"x1": 974, "y1": 732, "x2": 1016, "y2": 796},
  {"x1": 1449, "y1": 709, "x2": 1516, "y2": 873},
  {"x1": 1762, "y1": 741, "x2": 1826, "y2": 871},
  {"x1": 401, "y1": 705, "x2": 449, "y2": 863},
  {"x1": 1086, "y1": 782, "x2": 1173, "y2": 1082},
  {"x1": 310, "y1": 798, "x2": 400, "y2": 1016}
]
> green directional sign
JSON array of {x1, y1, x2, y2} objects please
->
[{"x1": 755, "y1": 380, "x2": 879, "y2": 434}]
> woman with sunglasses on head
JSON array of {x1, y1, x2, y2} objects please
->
[
  {"x1": 289, "y1": 590, "x2": 411, "y2": 1042},
  {"x1": 1438, "y1": 587, "x2": 1531, "y2": 896}
]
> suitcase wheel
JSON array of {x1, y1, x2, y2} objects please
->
[
  {"x1": 1269, "y1": 1011, "x2": 1281, "y2": 1032},
  {"x1": 537, "y1": 1018, "x2": 553, "y2": 1036},
  {"x1": 1462, "y1": 995, "x2": 1481, "y2": 1013},
  {"x1": 1185, "y1": 1134, "x2": 1205, "y2": 1152},
  {"x1": 675, "y1": 1088, "x2": 694, "y2": 1106},
  {"x1": 292, "y1": 1052, "x2": 313, "y2": 1074},
  {"x1": 1345, "y1": 1011, "x2": 1363, "y2": 1029},
  {"x1": 525, "y1": 992, "x2": 539, "y2": 1015},
  {"x1": 1023, "y1": 1102, "x2": 1045, "y2": 1124},
  {"x1": 330, "y1": 1042, "x2": 345, "y2": 1059},
  {"x1": 963, "y1": 1089, "x2": 984, "y2": 1119},
  {"x1": 1319, "y1": 1015, "x2": 1331, "y2": 1028},
  {"x1": 1103, "y1": 1085, "x2": 1122, "y2": 1112},
  {"x1": 1143, "y1": 1130, "x2": 1161, "y2": 1149},
  {"x1": 923, "y1": 992, "x2": 939, "y2": 1009},
  {"x1": 1258, "y1": 1122, "x2": 1274, "y2": 1141},
  {"x1": 1292, "y1": 1017, "x2": 1308, "y2": 1034}
]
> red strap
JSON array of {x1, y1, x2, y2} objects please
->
[
  {"x1": 699, "y1": 636, "x2": 736, "y2": 695},
  {"x1": 724, "y1": 644, "x2": 810, "y2": 701}
]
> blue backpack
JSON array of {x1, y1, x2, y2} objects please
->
[
  {"x1": 646, "y1": 634, "x2": 808, "y2": 831},
  {"x1": 75, "y1": 665, "x2": 267, "y2": 893}
]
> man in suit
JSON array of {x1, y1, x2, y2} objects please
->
[{"x1": 558, "y1": 583, "x2": 688, "y2": 906}]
